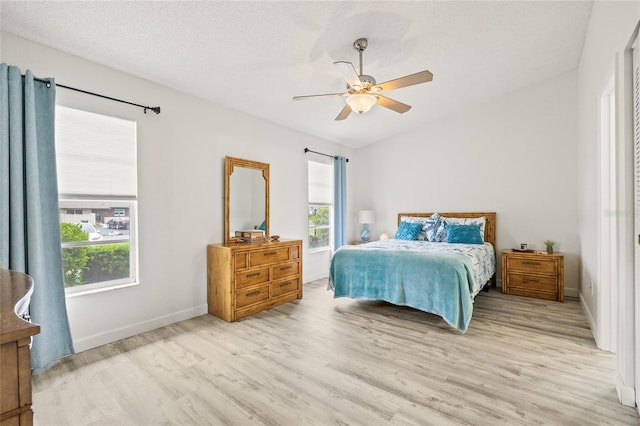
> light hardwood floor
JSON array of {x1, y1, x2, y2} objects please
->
[{"x1": 33, "y1": 280, "x2": 639, "y2": 425}]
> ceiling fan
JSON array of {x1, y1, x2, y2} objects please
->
[{"x1": 293, "y1": 38, "x2": 433, "y2": 121}]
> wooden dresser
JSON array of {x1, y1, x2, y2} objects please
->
[
  {"x1": 207, "y1": 239, "x2": 303, "y2": 321},
  {"x1": 502, "y1": 250, "x2": 564, "y2": 301},
  {"x1": 1, "y1": 270, "x2": 40, "y2": 426}
]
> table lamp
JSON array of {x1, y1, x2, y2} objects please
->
[{"x1": 358, "y1": 210, "x2": 375, "y2": 242}]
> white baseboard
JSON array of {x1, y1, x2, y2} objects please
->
[
  {"x1": 72, "y1": 304, "x2": 208, "y2": 353},
  {"x1": 564, "y1": 287, "x2": 579, "y2": 298},
  {"x1": 304, "y1": 271, "x2": 329, "y2": 283},
  {"x1": 579, "y1": 291, "x2": 598, "y2": 343},
  {"x1": 616, "y1": 374, "x2": 637, "y2": 407}
]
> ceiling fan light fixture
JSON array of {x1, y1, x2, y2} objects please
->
[{"x1": 346, "y1": 94, "x2": 377, "y2": 114}]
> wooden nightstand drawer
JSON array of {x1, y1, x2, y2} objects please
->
[
  {"x1": 508, "y1": 257, "x2": 556, "y2": 275},
  {"x1": 507, "y1": 273, "x2": 557, "y2": 292}
]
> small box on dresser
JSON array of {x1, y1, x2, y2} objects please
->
[
  {"x1": 502, "y1": 250, "x2": 564, "y2": 302},
  {"x1": 207, "y1": 239, "x2": 303, "y2": 322}
]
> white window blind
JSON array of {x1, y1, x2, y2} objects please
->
[
  {"x1": 308, "y1": 160, "x2": 332, "y2": 204},
  {"x1": 55, "y1": 106, "x2": 137, "y2": 197}
]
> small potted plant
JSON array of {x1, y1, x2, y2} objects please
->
[{"x1": 544, "y1": 240, "x2": 555, "y2": 254}]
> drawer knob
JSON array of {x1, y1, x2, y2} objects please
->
[
  {"x1": 245, "y1": 290, "x2": 261, "y2": 297},
  {"x1": 280, "y1": 266, "x2": 292, "y2": 271},
  {"x1": 263, "y1": 252, "x2": 277, "y2": 256},
  {"x1": 280, "y1": 281, "x2": 292, "y2": 287},
  {"x1": 246, "y1": 272, "x2": 261, "y2": 278},
  {"x1": 521, "y1": 261, "x2": 541, "y2": 266}
]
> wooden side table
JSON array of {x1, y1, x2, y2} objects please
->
[{"x1": 501, "y1": 250, "x2": 564, "y2": 302}]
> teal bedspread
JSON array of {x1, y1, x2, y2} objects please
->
[{"x1": 329, "y1": 242, "x2": 483, "y2": 333}]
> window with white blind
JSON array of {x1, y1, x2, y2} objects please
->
[
  {"x1": 308, "y1": 160, "x2": 333, "y2": 251},
  {"x1": 55, "y1": 106, "x2": 138, "y2": 294}
]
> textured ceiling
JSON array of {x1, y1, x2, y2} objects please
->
[{"x1": 0, "y1": 1, "x2": 593, "y2": 149}]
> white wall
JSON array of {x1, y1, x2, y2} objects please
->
[
  {"x1": 576, "y1": 1, "x2": 640, "y2": 408},
  {"x1": 354, "y1": 71, "x2": 580, "y2": 295},
  {"x1": 1, "y1": 33, "x2": 354, "y2": 351}
]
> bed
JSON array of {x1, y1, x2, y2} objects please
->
[{"x1": 328, "y1": 212, "x2": 497, "y2": 333}]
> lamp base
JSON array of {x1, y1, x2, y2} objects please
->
[{"x1": 360, "y1": 224, "x2": 371, "y2": 242}]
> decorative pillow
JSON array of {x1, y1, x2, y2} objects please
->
[
  {"x1": 399, "y1": 216, "x2": 428, "y2": 240},
  {"x1": 443, "y1": 216, "x2": 486, "y2": 241},
  {"x1": 445, "y1": 224, "x2": 483, "y2": 244},
  {"x1": 425, "y1": 213, "x2": 447, "y2": 242},
  {"x1": 394, "y1": 221, "x2": 423, "y2": 240}
]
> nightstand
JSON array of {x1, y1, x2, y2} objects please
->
[{"x1": 502, "y1": 250, "x2": 564, "y2": 302}]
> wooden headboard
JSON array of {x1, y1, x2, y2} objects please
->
[{"x1": 397, "y1": 212, "x2": 497, "y2": 249}]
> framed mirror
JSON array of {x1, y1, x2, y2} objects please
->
[{"x1": 224, "y1": 156, "x2": 269, "y2": 243}]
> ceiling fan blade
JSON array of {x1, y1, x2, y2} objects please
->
[
  {"x1": 293, "y1": 92, "x2": 347, "y2": 100},
  {"x1": 373, "y1": 70, "x2": 433, "y2": 93},
  {"x1": 376, "y1": 95, "x2": 412, "y2": 114},
  {"x1": 333, "y1": 61, "x2": 362, "y2": 90},
  {"x1": 335, "y1": 104, "x2": 352, "y2": 121}
]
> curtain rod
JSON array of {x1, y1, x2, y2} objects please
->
[
  {"x1": 304, "y1": 147, "x2": 349, "y2": 162},
  {"x1": 24, "y1": 75, "x2": 161, "y2": 114}
]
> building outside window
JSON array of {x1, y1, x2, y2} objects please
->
[
  {"x1": 55, "y1": 106, "x2": 138, "y2": 294},
  {"x1": 308, "y1": 160, "x2": 332, "y2": 251}
]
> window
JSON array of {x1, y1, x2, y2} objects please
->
[
  {"x1": 308, "y1": 160, "x2": 332, "y2": 251},
  {"x1": 55, "y1": 106, "x2": 138, "y2": 294}
]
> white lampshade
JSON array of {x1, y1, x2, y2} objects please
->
[
  {"x1": 358, "y1": 210, "x2": 375, "y2": 224},
  {"x1": 346, "y1": 94, "x2": 377, "y2": 114},
  {"x1": 379, "y1": 232, "x2": 389, "y2": 240}
]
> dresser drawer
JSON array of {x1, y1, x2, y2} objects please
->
[
  {"x1": 235, "y1": 267, "x2": 269, "y2": 289},
  {"x1": 507, "y1": 273, "x2": 557, "y2": 292},
  {"x1": 272, "y1": 277, "x2": 300, "y2": 298},
  {"x1": 236, "y1": 285, "x2": 270, "y2": 308},
  {"x1": 272, "y1": 261, "x2": 300, "y2": 280},
  {"x1": 508, "y1": 257, "x2": 556, "y2": 275},
  {"x1": 249, "y1": 247, "x2": 290, "y2": 267},
  {"x1": 234, "y1": 252, "x2": 248, "y2": 270}
]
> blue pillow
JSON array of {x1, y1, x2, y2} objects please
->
[
  {"x1": 394, "y1": 221, "x2": 423, "y2": 240},
  {"x1": 445, "y1": 224, "x2": 483, "y2": 244}
]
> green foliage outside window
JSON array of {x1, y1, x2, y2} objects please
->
[
  {"x1": 309, "y1": 205, "x2": 330, "y2": 249},
  {"x1": 60, "y1": 222, "x2": 89, "y2": 286},
  {"x1": 84, "y1": 244, "x2": 130, "y2": 284},
  {"x1": 60, "y1": 223, "x2": 130, "y2": 287}
]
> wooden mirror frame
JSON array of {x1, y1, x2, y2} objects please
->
[{"x1": 224, "y1": 156, "x2": 270, "y2": 243}]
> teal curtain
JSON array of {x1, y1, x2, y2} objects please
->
[
  {"x1": 333, "y1": 156, "x2": 347, "y2": 250},
  {"x1": 0, "y1": 64, "x2": 74, "y2": 373}
]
